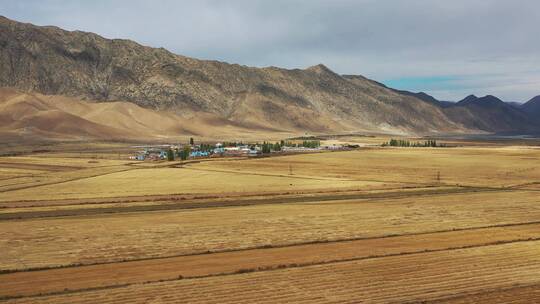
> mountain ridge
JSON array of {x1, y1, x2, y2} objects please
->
[
  {"x1": 0, "y1": 15, "x2": 539, "y2": 139},
  {"x1": 523, "y1": 96, "x2": 540, "y2": 118}
]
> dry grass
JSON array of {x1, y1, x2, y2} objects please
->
[
  {"x1": 2, "y1": 223, "x2": 540, "y2": 299},
  {"x1": 0, "y1": 167, "x2": 383, "y2": 201},
  {"x1": 1, "y1": 189, "x2": 539, "y2": 272},
  {"x1": 2, "y1": 145, "x2": 539, "y2": 202},
  {"x1": 432, "y1": 284, "x2": 540, "y2": 303},
  {"x1": 191, "y1": 147, "x2": 540, "y2": 187},
  {"x1": 0, "y1": 143, "x2": 539, "y2": 303},
  {"x1": 0, "y1": 155, "x2": 130, "y2": 168},
  {"x1": 0, "y1": 166, "x2": 134, "y2": 194},
  {"x1": 6, "y1": 241, "x2": 540, "y2": 304}
]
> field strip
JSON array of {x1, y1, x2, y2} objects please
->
[
  {"x1": 5, "y1": 240, "x2": 540, "y2": 304},
  {"x1": 0, "y1": 166, "x2": 137, "y2": 194},
  {"x1": 511, "y1": 182, "x2": 540, "y2": 191},
  {"x1": 422, "y1": 283, "x2": 540, "y2": 303},
  {"x1": 3, "y1": 220, "x2": 539, "y2": 273},
  {"x1": 0, "y1": 186, "x2": 496, "y2": 220},
  {"x1": 424, "y1": 283, "x2": 540, "y2": 303},
  {"x1": 2, "y1": 224, "x2": 540, "y2": 299},
  {"x1": 0, "y1": 185, "x2": 449, "y2": 208},
  {"x1": 180, "y1": 166, "x2": 370, "y2": 182},
  {"x1": 0, "y1": 175, "x2": 36, "y2": 182},
  {"x1": 182, "y1": 165, "x2": 432, "y2": 185},
  {"x1": 0, "y1": 162, "x2": 83, "y2": 172}
]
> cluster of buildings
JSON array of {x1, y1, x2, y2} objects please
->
[
  {"x1": 129, "y1": 143, "x2": 261, "y2": 161},
  {"x1": 128, "y1": 147, "x2": 169, "y2": 161},
  {"x1": 218, "y1": 145, "x2": 262, "y2": 156},
  {"x1": 129, "y1": 141, "x2": 356, "y2": 161}
]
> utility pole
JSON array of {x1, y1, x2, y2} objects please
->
[
  {"x1": 436, "y1": 171, "x2": 441, "y2": 184},
  {"x1": 289, "y1": 163, "x2": 293, "y2": 175}
]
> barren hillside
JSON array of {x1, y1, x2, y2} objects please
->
[{"x1": 0, "y1": 88, "x2": 290, "y2": 142}]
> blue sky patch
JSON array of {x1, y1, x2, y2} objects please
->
[{"x1": 382, "y1": 76, "x2": 463, "y2": 92}]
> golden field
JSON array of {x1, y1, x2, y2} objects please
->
[
  {"x1": 7, "y1": 241, "x2": 540, "y2": 304},
  {"x1": 2, "y1": 190, "x2": 540, "y2": 271},
  {"x1": 0, "y1": 139, "x2": 539, "y2": 303},
  {"x1": 192, "y1": 146, "x2": 540, "y2": 187}
]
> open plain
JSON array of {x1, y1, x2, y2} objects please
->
[{"x1": 1, "y1": 138, "x2": 540, "y2": 303}]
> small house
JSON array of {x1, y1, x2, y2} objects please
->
[
  {"x1": 248, "y1": 149, "x2": 261, "y2": 156},
  {"x1": 136, "y1": 154, "x2": 145, "y2": 161},
  {"x1": 190, "y1": 151, "x2": 210, "y2": 158}
]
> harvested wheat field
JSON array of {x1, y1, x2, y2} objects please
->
[
  {"x1": 1, "y1": 141, "x2": 540, "y2": 303},
  {"x1": 192, "y1": 146, "x2": 540, "y2": 187},
  {"x1": 4, "y1": 242, "x2": 540, "y2": 303}
]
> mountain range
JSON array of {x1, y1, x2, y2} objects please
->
[{"x1": 0, "y1": 15, "x2": 539, "y2": 141}]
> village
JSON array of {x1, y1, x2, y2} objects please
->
[{"x1": 129, "y1": 137, "x2": 359, "y2": 161}]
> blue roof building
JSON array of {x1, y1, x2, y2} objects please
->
[{"x1": 190, "y1": 151, "x2": 210, "y2": 158}]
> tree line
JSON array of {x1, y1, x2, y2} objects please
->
[
  {"x1": 281, "y1": 140, "x2": 321, "y2": 148},
  {"x1": 261, "y1": 140, "x2": 320, "y2": 153},
  {"x1": 382, "y1": 139, "x2": 444, "y2": 147}
]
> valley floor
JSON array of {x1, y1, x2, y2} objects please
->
[{"x1": 0, "y1": 138, "x2": 539, "y2": 303}]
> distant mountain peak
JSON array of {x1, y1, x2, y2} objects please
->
[
  {"x1": 415, "y1": 91, "x2": 437, "y2": 99},
  {"x1": 458, "y1": 94, "x2": 478, "y2": 104},
  {"x1": 484, "y1": 94, "x2": 501, "y2": 100},
  {"x1": 526, "y1": 95, "x2": 540, "y2": 104},
  {"x1": 305, "y1": 64, "x2": 335, "y2": 75},
  {"x1": 458, "y1": 94, "x2": 505, "y2": 106}
]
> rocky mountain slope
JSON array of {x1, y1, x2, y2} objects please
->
[
  {"x1": 0, "y1": 16, "x2": 538, "y2": 139},
  {"x1": 523, "y1": 96, "x2": 540, "y2": 118},
  {"x1": 378, "y1": 89, "x2": 539, "y2": 133},
  {"x1": 442, "y1": 95, "x2": 538, "y2": 133}
]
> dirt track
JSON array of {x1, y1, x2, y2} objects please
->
[{"x1": 2, "y1": 223, "x2": 539, "y2": 299}]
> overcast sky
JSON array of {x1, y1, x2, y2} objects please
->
[{"x1": 1, "y1": 0, "x2": 539, "y2": 101}]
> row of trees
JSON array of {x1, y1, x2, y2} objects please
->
[
  {"x1": 221, "y1": 141, "x2": 243, "y2": 147},
  {"x1": 382, "y1": 139, "x2": 442, "y2": 147},
  {"x1": 301, "y1": 140, "x2": 321, "y2": 148},
  {"x1": 261, "y1": 142, "x2": 282, "y2": 153},
  {"x1": 259, "y1": 139, "x2": 320, "y2": 153},
  {"x1": 176, "y1": 146, "x2": 191, "y2": 160},
  {"x1": 199, "y1": 143, "x2": 214, "y2": 152},
  {"x1": 281, "y1": 140, "x2": 321, "y2": 148}
]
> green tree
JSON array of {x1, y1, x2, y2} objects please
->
[
  {"x1": 261, "y1": 142, "x2": 271, "y2": 154},
  {"x1": 166, "y1": 148, "x2": 174, "y2": 161},
  {"x1": 178, "y1": 146, "x2": 191, "y2": 160}
]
